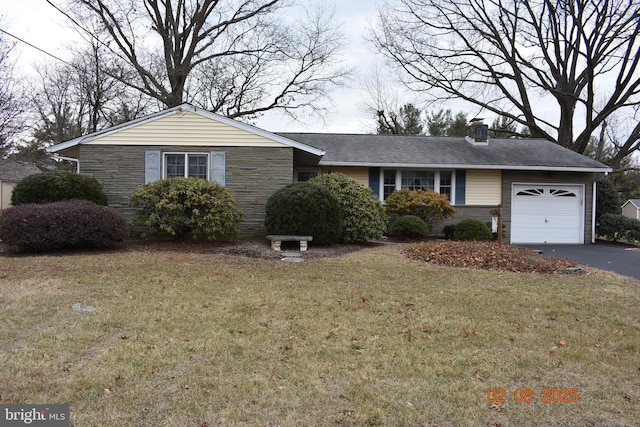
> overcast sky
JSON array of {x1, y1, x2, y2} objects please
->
[{"x1": 1, "y1": 0, "x2": 404, "y2": 133}]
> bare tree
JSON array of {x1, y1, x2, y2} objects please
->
[
  {"x1": 62, "y1": 0, "x2": 347, "y2": 120},
  {"x1": 0, "y1": 31, "x2": 25, "y2": 155},
  {"x1": 29, "y1": 40, "x2": 151, "y2": 147},
  {"x1": 371, "y1": 0, "x2": 640, "y2": 162}
]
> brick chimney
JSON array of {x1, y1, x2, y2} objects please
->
[{"x1": 465, "y1": 118, "x2": 489, "y2": 146}]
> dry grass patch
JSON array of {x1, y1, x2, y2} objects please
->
[{"x1": 0, "y1": 245, "x2": 638, "y2": 426}]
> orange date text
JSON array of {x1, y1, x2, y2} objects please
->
[{"x1": 487, "y1": 387, "x2": 578, "y2": 403}]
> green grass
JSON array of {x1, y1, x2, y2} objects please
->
[{"x1": 1, "y1": 245, "x2": 638, "y2": 426}]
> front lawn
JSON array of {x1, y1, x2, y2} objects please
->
[{"x1": 1, "y1": 244, "x2": 638, "y2": 426}]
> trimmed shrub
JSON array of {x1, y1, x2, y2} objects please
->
[
  {"x1": 265, "y1": 182, "x2": 342, "y2": 245},
  {"x1": 597, "y1": 213, "x2": 640, "y2": 242},
  {"x1": 596, "y1": 175, "x2": 621, "y2": 219},
  {"x1": 453, "y1": 218, "x2": 492, "y2": 241},
  {"x1": 309, "y1": 173, "x2": 388, "y2": 242},
  {"x1": 11, "y1": 172, "x2": 108, "y2": 206},
  {"x1": 129, "y1": 177, "x2": 242, "y2": 240},
  {"x1": 443, "y1": 224, "x2": 456, "y2": 240},
  {"x1": 0, "y1": 200, "x2": 129, "y2": 252},
  {"x1": 385, "y1": 189, "x2": 456, "y2": 227},
  {"x1": 390, "y1": 215, "x2": 431, "y2": 239}
]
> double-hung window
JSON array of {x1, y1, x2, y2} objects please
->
[
  {"x1": 165, "y1": 153, "x2": 208, "y2": 179},
  {"x1": 145, "y1": 150, "x2": 225, "y2": 186},
  {"x1": 382, "y1": 169, "x2": 455, "y2": 202}
]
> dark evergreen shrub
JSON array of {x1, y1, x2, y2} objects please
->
[
  {"x1": 129, "y1": 177, "x2": 243, "y2": 240},
  {"x1": 0, "y1": 200, "x2": 129, "y2": 252},
  {"x1": 453, "y1": 218, "x2": 492, "y2": 241},
  {"x1": 443, "y1": 224, "x2": 456, "y2": 240},
  {"x1": 11, "y1": 172, "x2": 108, "y2": 206},
  {"x1": 390, "y1": 215, "x2": 431, "y2": 239},
  {"x1": 597, "y1": 213, "x2": 640, "y2": 242},
  {"x1": 309, "y1": 173, "x2": 388, "y2": 242},
  {"x1": 596, "y1": 175, "x2": 621, "y2": 219},
  {"x1": 264, "y1": 182, "x2": 342, "y2": 245}
]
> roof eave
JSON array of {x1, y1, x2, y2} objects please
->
[{"x1": 318, "y1": 161, "x2": 612, "y2": 173}]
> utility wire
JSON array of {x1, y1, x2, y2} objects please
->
[
  {"x1": 0, "y1": 27, "x2": 75, "y2": 67},
  {"x1": 45, "y1": 0, "x2": 132, "y2": 65}
]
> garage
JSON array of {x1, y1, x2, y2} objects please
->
[{"x1": 511, "y1": 184, "x2": 584, "y2": 244}]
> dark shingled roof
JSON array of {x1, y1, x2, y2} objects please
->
[
  {"x1": 0, "y1": 159, "x2": 40, "y2": 182},
  {"x1": 278, "y1": 133, "x2": 610, "y2": 172}
]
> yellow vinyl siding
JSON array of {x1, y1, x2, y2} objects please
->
[
  {"x1": 1, "y1": 181, "x2": 13, "y2": 209},
  {"x1": 87, "y1": 111, "x2": 287, "y2": 147},
  {"x1": 466, "y1": 169, "x2": 502, "y2": 205},
  {"x1": 322, "y1": 167, "x2": 369, "y2": 187},
  {"x1": 293, "y1": 167, "x2": 370, "y2": 187}
]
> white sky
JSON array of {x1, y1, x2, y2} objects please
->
[{"x1": 1, "y1": 0, "x2": 394, "y2": 133}]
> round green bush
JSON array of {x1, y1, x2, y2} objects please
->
[
  {"x1": 11, "y1": 172, "x2": 108, "y2": 206},
  {"x1": 0, "y1": 200, "x2": 129, "y2": 252},
  {"x1": 390, "y1": 215, "x2": 431, "y2": 239},
  {"x1": 264, "y1": 182, "x2": 342, "y2": 245},
  {"x1": 443, "y1": 224, "x2": 457, "y2": 240},
  {"x1": 597, "y1": 213, "x2": 640, "y2": 242},
  {"x1": 309, "y1": 173, "x2": 388, "y2": 242},
  {"x1": 129, "y1": 177, "x2": 243, "y2": 240},
  {"x1": 453, "y1": 218, "x2": 492, "y2": 241}
]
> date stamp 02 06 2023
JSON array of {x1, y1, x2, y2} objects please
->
[{"x1": 487, "y1": 387, "x2": 579, "y2": 404}]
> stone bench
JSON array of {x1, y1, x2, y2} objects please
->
[{"x1": 266, "y1": 235, "x2": 313, "y2": 252}]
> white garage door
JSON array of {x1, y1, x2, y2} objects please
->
[{"x1": 511, "y1": 184, "x2": 584, "y2": 244}]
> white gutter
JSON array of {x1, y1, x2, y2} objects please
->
[
  {"x1": 592, "y1": 180, "x2": 597, "y2": 243},
  {"x1": 53, "y1": 155, "x2": 80, "y2": 174},
  {"x1": 317, "y1": 161, "x2": 612, "y2": 173}
]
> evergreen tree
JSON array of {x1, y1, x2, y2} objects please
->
[{"x1": 377, "y1": 103, "x2": 425, "y2": 135}]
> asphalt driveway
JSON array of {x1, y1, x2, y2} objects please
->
[{"x1": 520, "y1": 243, "x2": 640, "y2": 280}]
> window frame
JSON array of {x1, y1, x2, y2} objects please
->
[
  {"x1": 163, "y1": 152, "x2": 210, "y2": 180},
  {"x1": 380, "y1": 169, "x2": 456, "y2": 203}
]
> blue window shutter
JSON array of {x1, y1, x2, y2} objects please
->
[
  {"x1": 455, "y1": 170, "x2": 466, "y2": 205},
  {"x1": 210, "y1": 152, "x2": 226, "y2": 186},
  {"x1": 145, "y1": 151, "x2": 161, "y2": 184},
  {"x1": 369, "y1": 167, "x2": 380, "y2": 197}
]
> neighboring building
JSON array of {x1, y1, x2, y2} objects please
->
[
  {"x1": 0, "y1": 159, "x2": 40, "y2": 210},
  {"x1": 622, "y1": 199, "x2": 640, "y2": 220},
  {"x1": 48, "y1": 104, "x2": 611, "y2": 243}
]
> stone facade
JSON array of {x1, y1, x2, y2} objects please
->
[{"x1": 79, "y1": 145, "x2": 294, "y2": 237}]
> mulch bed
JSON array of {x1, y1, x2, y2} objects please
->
[{"x1": 126, "y1": 239, "x2": 375, "y2": 261}]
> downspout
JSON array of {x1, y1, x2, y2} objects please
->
[
  {"x1": 592, "y1": 180, "x2": 597, "y2": 243},
  {"x1": 53, "y1": 155, "x2": 80, "y2": 174}
]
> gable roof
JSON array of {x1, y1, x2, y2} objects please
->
[
  {"x1": 48, "y1": 104, "x2": 324, "y2": 156},
  {"x1": 0, "y1": 159, "x2": 40, "y2": 182},
  {"x1": 279, "y1": 133, "x2": 611, "y2": 172},
  {"x1": 622, "y1": 199, "x2": 640, "y2": 209}
]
